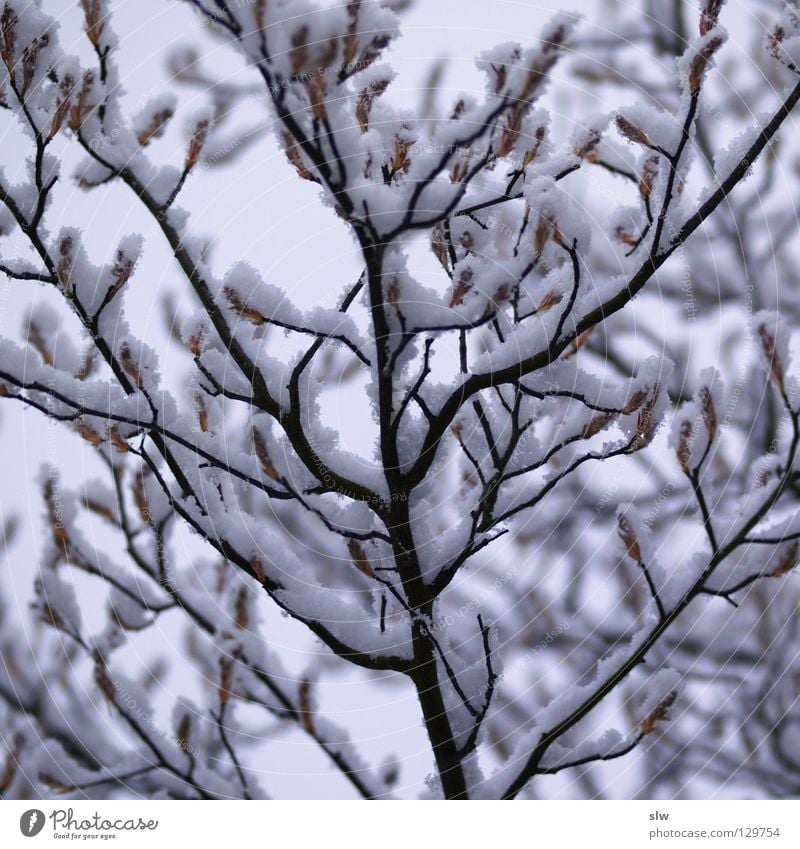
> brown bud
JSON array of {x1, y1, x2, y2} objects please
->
[
  {"x1": 250, "y1": 556, "x2": 267, "y2": 585},
  {"x1": 305, "y1": 73, "x2": 327, "y2": 121},
  {"x1": 38, "y1": 772, "x2": 75, "y2": 794},
  {"x1": 80, "y1": 0, "x2": 106, "y2": 47},
  {"x1": 137, "y1": 107, "x2": 174, "y2": 147},
  {"x1": 108, "y1": 247, "x2": 135, "y2": 300},
  {"x1": 253, "y1": 427, "x2": 279, "y2": 480},
  {"x1": 757, "y1": 323, "x2": 785, "y2": 391},
  {"x1": 768, "y1": 26, "x2": 787, "y2": 65},
  {"x1": 574, "y1": 128, "x2": 602, "y2": 160},
  {"x1": 194, "y1": 391, "x2": 208, "y2": 433},
  {"x1": 641, "y1": 690, "x2": 678, "y2": 735},
  {"x1": 676, "y1": 418, "x2": 694, "y2": 474},
  {"x1": 615, "y1": 115, "x2": 651, "y2": 147},
  {"x1": 234, "y1": 586, "x2": 249, "y2": 630},
  {"x1": 700, "y1": 0, "x2": 724, "y2": 37},
  {"x1": 298, "y1": 679, "x2": 315, "y2": 733},
  {"x1": 623, "y1": 389, "x2": 648, "y2": 415},
  {"x1": 132, "y1": 468, "x2": 152, "y2": 524},
  {"x1": 391, "y1": 137, "x2": 414, "y2": 175},
  {"x1": 386, "y1": 276, "x2": 401, "y2": 307},
  {"x1": 449, "y1": 267, "x2": 474, "y2": 308},
  {"x1": 82, "y1": 496, "x2": 115, "y2": 523},
  {"x1": 631, "y1": 385, "x2": 661, "y2": 450},
  {"x1": 282, "y1": 131, "x2": 317, "y2": 182},
  {"x1": 490, "y1": 283, "x2": 510, "y2": 307},
  {"x1": 224, "y1": 286, "x2": 266, "y2": 325},
  {"x1": 289, "y1": 25, "x2": 309, "y2": 73},
  {"x1": 0, "y1": 5, "x2": 18, "y2": 76},
  {"x1": 355, "y1": 80, "x2": 390, "y2": 133},
  {"x1": 76, "y1": 421, "x2": 104, "y2": 447},
  {"x1": 57, "y1": 234, "x2": 75, "y2": 291},
  {"x1": 640, "y1": 154, "x2": 660, "y2": 200},
  {"x1": 189, "y1": 324, "x2": 207, "y2": 356},
  {"x1": 772, "y1": 541, "x2": 799, "y2": 578},
  {"x1": 175, "y1": 712, "x2": 192, "y2": 754},
  {"x1": 48, "y1": 74, "x2": 75, "y2": 139},
  {"x1": 93, "y1": 657, "x2": 117, "y2": 704},
  {"x1": 581, "y1": 412, "x2": 614, "y2": 439},
  {"x1": 689, "y1": 37, "x2": 723, "y2": 94},
  {"x1": 108, "y1": 426, "x2": 129, "y2": 453},
  {"x1": 43, "y1": 478, "x2": 69, "y2": 545},
  {"x1": 537, "y1": 289, "x2": 563, "y2": 313},
  {"x1": 68, "y1": 70, "x2": 95, "y2": 131},
  {"x1": 218, "y1": 656, "x2": 235, "y2": 704},
  {"x1": 698, "y1": 386, "x2": 717, "y2": 441},
  {"x1": 431, "y1": 223, "x2": 451, "y2": 274},
  {"x1": 185, "y1": 118, "x2": 210, "y2": 170},
  {"x1": 617, "y1": 513, "x2": 642, "y2": 563},
  {"x1": 534, "y1": 214, "x2": 551, "y2": 255},
  {"x1": 615, "y1": 225, "x2": 637, "y2": 246},
  {"x1": 20, "y1": 32, "x2": 49, "y2": 97},
  {"x1": 25, "y1": 317, "x2": 53, "y2": 366},
  {"x1": 119, "y1": 342, "x2": 144, "y2": 389},
  {"x1": 347, "y1": 538, "x2": 374, "y2": 578}
]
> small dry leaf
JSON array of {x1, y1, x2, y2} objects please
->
[
  {"x1": 108, "y1": 426, "x2": 130, "y2": 453},
  {"x1": 119, "y1": 342, "x2": 144, "y2": 389},
  {"x1": 676, "y1": 419, "x2": 694, "y2": 474},
  {"x1": 431, "y1": 223, "x2": 451, "y2": 274},
  {"x1": 175, "y1": 712, "x2": 192, "y2": 754},
  {"x1": 347, "y1": 539, "x2": 374, "y2": 578},
  {"x1": 757, "y1": 323, "x2": 785, "y2": 391},
  {"x1": 623, "y1": 389, "x2": 648, "y2": 415},
  {"x1": 43, "y1": 478, "x2": 69, "y2": 544},
  {"x1": 82, "y1": 496, "x2": 115, "y2": 523},
  {"x1": 76, "y1": 421, "x2": 104, "y2": 447},
  {"x1": 80, "y1": 0, "x2": 105, "y2": 46},
  {"x1": 689, "y1": 36, "x2": 723, "y2": 93},
  {"x1": 298, "y1": 679, "x2": 315, "y2": 733},
  {"x1": 537, "y1": 289, "x2": 563, "y2": 313},
  {"x1": 617, "y1": 513, "x2": 642, "y2": 563},
  {"x1": 194, "y1": 391, "x2": 209, "y2": 433},
  {"x1": 137, "y1": 107, "x2": 174, "y2": 147},
  {"x1": 641, "y1": 691, "x2": 678, "y2": 735},
  {"x1": 699, "y1": 386, "x2": 717, "y2": 441},
  {"x1": 26, "y1": 318, "x2": 53, "y2": 366},
  {"x1": 219, "y1": 656, "x2": 235, "y2": 705},
  {"x1": 94, "y1": 656, "x2": 117, "y2": 704},
  {"x1": 772, "y1": 541, "x2": 799, "y2": 578},
  {"x1": 224, "y1": 286, "x2": 267, "y2": 325},
  {"x1": 38, "y1": 772, "x2": 74, "y2": 794},
  {"x1": 132, "y1": 468, "x2": 152, "y2": 524},
  {"x1": 253, "y1": 427, "x2": 279, "y2": 480},
  {"x1": 234, "y1": 586, "x2": 249, "y2": 630},
  {"x1": 449, "y1": 268, "x2": 474, "y2": 308},
  {"x1": 282, "y1": 131, "x2": 317, "y2": 182},
  {"x1": 616, "y1": 115, "x2": 651, "y2": 147},
  {"x1": 581, "y1": 412, "x2": 614, "y2": 439},
  {"x1": 640, "y1": 154, "x2": 660, "y2": 199},
  {"x1": 186, "y1": 118, "x2": 210, "y2": 170},
  {"x1": 250, "y1": 556, "x2": 267, "y2": 585}
]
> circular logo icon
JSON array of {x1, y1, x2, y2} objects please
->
[{"x1": 20, "y1": 810, "x2": 45, "y2": 837}]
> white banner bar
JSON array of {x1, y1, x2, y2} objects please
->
[{"x1": 2, "y1": 800, "x2": 798, "y2": 848}]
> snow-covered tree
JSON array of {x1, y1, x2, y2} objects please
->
[{"x1": 1, "y1": 0, "x2": 799, "y2": 799}]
